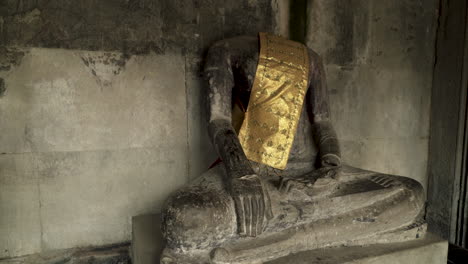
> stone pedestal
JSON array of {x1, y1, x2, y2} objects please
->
[
  {"x1": 132, "y1": 214, "x2": 164, "y2": 264},
  {"x1": 266, "y1": 234, "x2": 448, "y2": 264},
  {"x1": 131, "y1": 214, "x2": 448, "y2": 264}
]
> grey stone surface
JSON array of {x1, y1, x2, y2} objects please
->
[
  {"x1": 427, "y1": 0, "x2": 468, "y2": 241},
  {"x1": 307, "y1": 0, "x2": 438, "y2": 189},
  {"x1": 0, "y1": 154, "x2": 41, "y2": 258},
  {"x1": 38, "y1": 147, "x2": 186, "y2": 250},
  {"x1": 0, "y1": 0, "x2": 275, "y2": 54},
  {"x1": 131, "y1": 214, "x2": 163, "y2": 264},
  {"x1": 266, "y1": 233, "x2": 448, "y2": 264},
  {"x1": 132, "y1": 214, "x2": 446, "y2": 264},
  {"x1": 0, "y1": 48, "x2": 188, "y2": 258},
  {"x1": 0, "y1": 48, "x2": 186, "y2": 154},
  {"x1": 0, "y1": 243, "x2": 130, "y2": 264},
  {"x1": 185, "y1": 55, "x2": 217, "y2": 179}
]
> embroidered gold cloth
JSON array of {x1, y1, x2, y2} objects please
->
[{"x1": 238, "y1": 32, "x2": 309, "y2": 170}]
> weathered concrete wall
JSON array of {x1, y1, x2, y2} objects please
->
[
  {"x1": 0, "y1": 0, "x2": 273, "y2": 54},
  {"x1": 306, "y1": 0, "x2": 438, "y2": 188},
  {"x1": 0, "y1": 0, "x2": 276, "y2": 259},
  {"x1": 0, "y1": 48, "x2": 188, "y2": 258}
]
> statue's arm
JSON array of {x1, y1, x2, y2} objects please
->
[
  {"x1": 204, "y1": 42, "x2": 255, "y2": 178},
  {"x1": 204, "y1": 41, "x2": 273, "y2": 236},
  {"x1": 307, "y1": 50, "x2": 341, "y2": 167}
]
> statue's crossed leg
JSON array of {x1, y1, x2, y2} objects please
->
[{"x1": 160, "y1": 165, "x2": 425, "y2": 264}]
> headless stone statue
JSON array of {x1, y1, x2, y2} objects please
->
[{"x1": 160, "y1": 34, "x2": 426, "y2": 264}]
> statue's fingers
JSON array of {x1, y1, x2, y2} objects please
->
[
  {"x1": 331, "y1": 168, "x2": 340, "y2": 179},
  {"x1": 279, "y1": 177, "x2": 286, "y2": 192},
  {"x1": 259, "y1": 181, "x2": 274, "y2": 220},
  {"x1": 286, "y1": 180, "x2": 293, "y2": 193},
  {"x1": 264, "y1": 194, "x2": 274, "y2": 220},
  {"x1": 243, "y1": 196, "x2": 252, "y2": 236},
  {"x1": 234, "y1": 196, "x2": 246, "y2": 236},
  {"x1": 251, "y1": 197, "x2": 259, "y2": 237},
  {"x1": 333, "y1": 168, "x2": 342, "y2": 180},
  {"x1": 298, "y1": 178, "x2": 308, "y2": 184},
  {"x1": 257, "y1": 195, "x2": 265, "y2": 235},
  {"x1": 309, "y1": 170, "x2": 319, "y2": 178},
  {"x1": 280, "y1": 179, "x2": 289, "y2": 193}
]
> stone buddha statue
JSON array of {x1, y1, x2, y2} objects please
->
[{"x1": 160, "y1": 33, "x2": 426, "y2": 264}]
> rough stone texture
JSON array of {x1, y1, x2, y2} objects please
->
[
  {"x1": 132, "y1": 214, "x2": 446, "y2": 264},
  {"x1": 0, "y1": 243, "x2": 130, "y2": 264},
  {"x1": 0, "y1": 49, "x2": 186, "y2": 154},
  {"x1": 307, "y1": 0, "x2": 438, "y2": 189},
  {"x1": 0, "y1": 154, "x2": 41, "y2": 258},
  {"x1": 131, "y1": 214, "x2": 163, "y2": 264},
  {"x1": 161, "y1": 164, "x2": 427, "y2": 263},
  {"x1": 0, "y1": 0, "x2": 274, "y2": 54},
  {"x1": 0, "y1": 48, "x2": 188, "y2": 258},
  {"x1": 266, "y1": 233, "x2": 448, "y2": 264},
  {"x1": 38, "y1": 148, "x2": 185, "y2": 250},
  {"x1": 426, "y1": 0, "x2": 467, "y2": 242},
  {"x1": 185, "y1": 55, "x2": 217, "y2": 179}
]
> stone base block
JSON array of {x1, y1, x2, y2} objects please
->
[
  {"x1": 131, "y1": 214, "x2": 448, "y2": 264},
  {"x1": 132, "y1": 214, "x2": 164, "y2": 264},
  {"x1": 266, "y1": 233, "x2": 447, "y2": 264}
]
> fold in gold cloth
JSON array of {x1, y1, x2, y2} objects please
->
[{"x1": 238, "y1": 32, "x2": 309, "y2": 170}]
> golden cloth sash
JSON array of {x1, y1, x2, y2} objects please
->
[{"x1": 238, "y1": 32, "x2": 309, "y2": 170}]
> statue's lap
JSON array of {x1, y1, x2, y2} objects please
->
[{"x1": 161, "y1": 163, "x2": 425, "y2": 251}]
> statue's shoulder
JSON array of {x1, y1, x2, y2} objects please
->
[
  {"x1": 211, "y1": 35, "x2": 257, "y2": 46},
  {"x1": 208, "y1": 36, "x2": 258, "y2": 55},
  {"x1": 305, "y1": 45, "x2": 323, "y2": 65}
]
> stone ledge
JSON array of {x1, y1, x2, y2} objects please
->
[
  {"x1": 266, "y1": 233, "x2": 447, "y2": 264},
  {"x1": 132, "y1": 213, "x2": 448, "y2": 264},
  {"x1": 0, "y1": 243, "x2": 130, "y2": 264},
  {"x1": 132, "y1": 214, "x2": 164, "y2": 264}
]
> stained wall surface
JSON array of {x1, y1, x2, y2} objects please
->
[
  {"x1": 0, "y1": 49, "x2": 188, "y2": 257},
  {"x1": 307, "y1": 0, "x2": 438, "y2": 188}
]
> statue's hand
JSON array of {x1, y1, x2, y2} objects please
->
[
  {"x1": 229, "y1": 174, "x2": 273, "y2": 237},
  {"x1": 321, "y1": 154, "x2": 341, "y2": 167},
  {"x1": 279, "y1": 166, "x2": 341, "y2": 193}
]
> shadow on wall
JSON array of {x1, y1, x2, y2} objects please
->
[{"x1": 305, "y1": 0, "x2": 437, "y2": 188}]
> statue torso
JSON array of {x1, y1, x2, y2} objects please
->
[{"x1": 226, "y1": 36, "x2": 318, "y2": 171}]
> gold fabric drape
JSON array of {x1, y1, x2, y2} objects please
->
[{"x1": 238, "y1": 32, "x2": 309, "y2": 170}]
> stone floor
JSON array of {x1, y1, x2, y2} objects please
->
[
  {"x1": 0, "y1": 243, "x2": 130, "y2": 264},
  {"x1": 0, "y1": 213, "x2": 456, "y2": 264},
  {"x1": 266, "y1": 234, "x2": 447, "y2": 264},
  {"x1": 132, "y1": 213, "x2": 449, "y2": 264}
]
